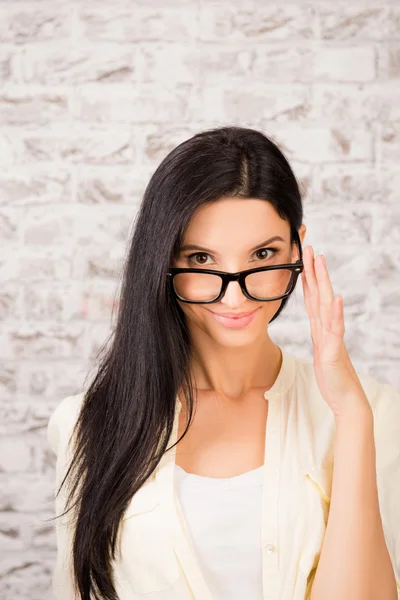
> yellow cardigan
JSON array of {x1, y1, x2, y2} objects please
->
[{"x1": 47, "y1": 348, "x2": 400, "y2": 599}]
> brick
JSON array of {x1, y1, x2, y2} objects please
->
[
  {"x1": 0, "y1": 5, "x2": 71, "y2": 44},
  {"x1": 0, "y1": 282, "x2": 19, "y2": 320},
  {"x1": 314, "y1": 45, "x2": 376, "y2": 82},
  {"x1": 20, "y1": 43, "x2": 135, "y2": 84},
  {"x1": 65, "y1": 281, "x2": 120, "y2": 321},
  {"x1": 377, "y1": 42, "x2": 400, "y2": 78},
  {"x1": 0, "y1": 132, "x2": 19, "y2": 167},
  {"x1": 0, "y1": 547, "x2": 53, "y2": 577},
  {"x1": 77, "y1": 165, "x2": 133, "y2": 203},
  {"x1": 32, "y1": 430, "x2": 60, "y2": 475},
  {"x1": 1, "y1": 323, "x2": 85, "y2": 360},
  {"x1": 0, "y1": 363, "x2": 17, "y2": 401},
  {"x1": 31, "y1": 512, "x2": 57, "y2": 549},
  {"x1": 73, "y1": 204, "x2": 133, "y2": 244},
  {"x1": 253, "y1": 45, "x2": 314, "y2": 83},
  {"x1": 319, "y1": 6, "x2": 390, "y2": 40},
  {"x1": 0, "y1": 436, "x2": 32, "y2": 472},
  {"x1": 74, "y1": 82, "x2": 193, "y2": 123},
  {"x1": 194, "y1": 83, "x2": 311, "y2": 123},
  {"x1": 19, "y1": 280, "x2": 119, "y2": 322},
  {"x1": 314, "y1": 164, "x2": 384, "y2": 204},
  {"x1": 1, "y1": 399, "x2": 50, "y2": 436},
  {"x1": 387, "y1": 7, "x2": 400, "y2": 39},
  {"x1": 367, "y1": 315, "x2": 400, "y2": 360},
  {"x1": 17, "y1": 362, "x2": 86, "y2": 400},
  {"x1": 0, "y1": 512, "x2": 26, "y2": 552},
  {"x1": 366, "y1": 362, "x2": 400, "y2": 392},
  {"x1": 1, "y1": 388, "x2": 85, "y2": 438},
  {"x1": 0, "y1": 89, "x2": 70, "y2": 126},
  {"x1": 259, "y1": 123, "x2": 373, "y2": 163},
  {"x1": 124, "y1": 163, "x2": 160, "y2": 202},
  {"x1": 380, "y1": 169, "x2": 400, "y2": 205},
  {"x1": 77, "y1": 244, "x2": 126, "y2": 281},
  {"x1": 312, "y1": 82, "x2": 400, "y2": 128},
  {"x1": 380, "y1": 283, "x2": 400, "y2": 318},
  {"x1": 17, "y1": 246, "x2": 75, "y2": 281},
  {"x1": 22, "y1": 208, "x2": 74, "y2": 246},
  {"x1": 378, "y1": 122, "x2": 400, "y2": 164},
  {"x1": 5, "y1": 126, "x2": 135, "y2": 165},
  {"x1": 199, "y1": 3, "x2": 316, "y2": 41},
  {"x1": 21, "y1": 284, "x2": 65, "y2": 321},
  {"x1": 305, "y1": 203, "x2": 373, "y2": 246},
  {"x1": 84, "y1": 321, "x2": 114, "y2": 362},
  {"x1": 0, "y1": 553, "x2": 54, "y2": 599},
  {"x1": 371, "y1": 195, "x2": 400, "y2": 247},
  {"x1": 0, "y1": 166, "x2": 72, "y2": 205},
  {"x1": 0, "y1": 248, "x2": 19, "y2": 284},
  {"x1": 0, "y1": 209, "x2": 20, "y2": 243},
  {"x1": 80, "y1": 3, "x2": 198, "y2": 42},
  {"x1": 140, "y1": 43, "x2": 202, "y2": 83},
  {"x1": 141, "y1": 122, "x2": 205, "y2": 164},
  {"x1": 0, "y1": 47, "x2": 18, "y2": 84}
]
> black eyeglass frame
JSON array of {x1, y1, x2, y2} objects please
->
[{"x1": 167, "y1": 229, "x2": 304, "y2": 304}]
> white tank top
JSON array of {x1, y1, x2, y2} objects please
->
[{"x1": 174, "y1": 463, "x2": 264, "y2": 599}]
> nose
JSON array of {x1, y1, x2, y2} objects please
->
[{"x1": 220, "y1": 279, "x2": 247, "y2": 304}]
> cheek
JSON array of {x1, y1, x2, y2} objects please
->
[
  {"x1": 177, "y1": 302, "x2": 203, "y2": 321},
  {"x1": 260, "y1": 300, "x2": 283, "y2": 320}
]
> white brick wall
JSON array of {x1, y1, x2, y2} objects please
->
[{"x1": 0, "y1": 1, "x2": 399, "y2": 598}]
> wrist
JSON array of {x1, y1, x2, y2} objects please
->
[{"x1": 334, "y1": 400, "x2": 373, "y2": 429}]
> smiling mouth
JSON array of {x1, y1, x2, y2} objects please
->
[{"x1": 208, "y1": 307, "x2": 259, "y2": 319}]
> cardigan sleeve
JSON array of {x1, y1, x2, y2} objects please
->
[
  {"x1": 47, "y1": 393, "x2": 84, "y2": 600},
  {"x1": 372, "y1": 382, "x2": 400, "y2": 597}
]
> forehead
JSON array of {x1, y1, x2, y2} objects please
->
[{"x1": 181, "y1": 198, "x2": 288, "y2": 248}]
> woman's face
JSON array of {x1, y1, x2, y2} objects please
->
[{"x1": 171, "y1": 197, "x2": 306, "y2": 347}]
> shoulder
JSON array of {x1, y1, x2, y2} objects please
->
[{"x1": 47, "y1": 392, "x2": 86, "y2": 456}]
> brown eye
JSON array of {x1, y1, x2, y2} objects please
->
[
  {"x1": 255, "y1": 247, "x2": 278, "y2": 260},
  {"x1": 187, "y1": 252, "x2": 211, "y2": 265}
]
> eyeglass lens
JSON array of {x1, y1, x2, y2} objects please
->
[{"x1": 172, "y1": 268, "x2": 295, "y2": 302}]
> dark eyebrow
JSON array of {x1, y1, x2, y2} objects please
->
[{"x1": 180, "y1": 236, "x2": 285, "y2": 255}]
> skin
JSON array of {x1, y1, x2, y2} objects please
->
[
  {"x1": 172, "y1": 196, "x2": 307, "y2": 400},
  {"x1": 172, "y1": 195, "x2": 398, "y2": 598},
  {"x1": 171, "y1": 197, "x2": 306, "y2": 477}
]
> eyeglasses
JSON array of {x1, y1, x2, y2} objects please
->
[{"x1": 167, "y1": 232, "x2": 304, "y2": 304}]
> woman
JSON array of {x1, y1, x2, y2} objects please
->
[{"x1": 47, "y1": 126, "x2": 400, "y2": 600}]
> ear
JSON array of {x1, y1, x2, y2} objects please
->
[
  {"x1": 292, "y1": 224, "x2": 307, "y2": 261},
  {"x1": 298, "y1": 224, "x2": 307, "y2": 246}
]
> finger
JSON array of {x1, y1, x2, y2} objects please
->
[
  {"x1": 315, "y1": 254, "x2": 335, "y2": 332},
  {"x1": 303, "y1": 246, "x2": 320, "y2": 320},
  {"x1": 301, "y1": 248, "x2": 321, "y2": 348},
  {"x1": 301, "y1": 266, "x2": 313, "y2": 322},
  {"x1": 330, "y1": 295, "x2": 345, "y2": 338}
]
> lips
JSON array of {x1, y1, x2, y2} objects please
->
[
  {"x1": 209, "y1": 308, "x2": 258, "y2": 318},
  {"x1": 208, "y1": 307, "x2": 260, "y2": 329}
]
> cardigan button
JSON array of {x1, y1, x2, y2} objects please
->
[{"x1": 266, "y1": 544, "x2": 275, "y2": 553}]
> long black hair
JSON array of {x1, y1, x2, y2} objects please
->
[{"x1": 48, "y1": 125, "x2": 304, "y2": 599}]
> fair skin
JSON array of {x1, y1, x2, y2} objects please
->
[
  {"x1": 173, "y1": 197, "x2": 305, "y2": 400},
  {"x1": 171, "y1": 197, "x2": 306, "y2": 477},
  {"x1": 172, "y1": 196, "x2": 397, "y2": 599}
]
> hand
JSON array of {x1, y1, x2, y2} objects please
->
[{"x1": 301, "y1": 245, "x2": 372, "y2": 421}]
